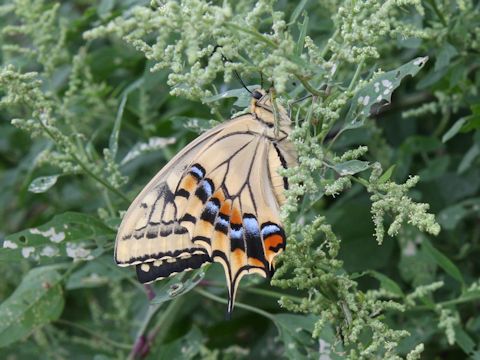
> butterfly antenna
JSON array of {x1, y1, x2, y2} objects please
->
[
  {"x1": 260, "y1": 72, "x2": 264, "y2": 89},
  {"x1": 215, "y1": 46, "x2": 252, "y2": 96},
  {"x1": 234, "y1": 69, "x2": 253, "y2": 95}
]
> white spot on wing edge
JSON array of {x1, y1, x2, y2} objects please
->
[{"x1": 141, "y1": 263, "x2": 150, "y2": 272}]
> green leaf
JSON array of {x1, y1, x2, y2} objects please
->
[
  {"x1": 66, "y1": 256, "x2": 132, "y2": 289},
  {"x1": 28, "y1": 174, "x2": 60, "y2": 193},
  {"x1": 434, "y1": 43, "x2": 458, "y2": 71},
  {"x1": 109, "y1": 78, "x2": 144, "y2": 159},
  {"x1": 458, "y1": 144, "x2": 480, "y2": 174},
  {"x1": 416, "y1": 66, "x2": 449, "y2": 89},
  {"x1": 460, "y1": 113, "x2": 480, "y2": 133},
  {"x1": 367, "y1": 270, "x2": 404, "y2": 297},
  {"x1": 289, "y1": 0, "x2": 309, "y2": 25},
  {"x1": 442, "y1": 118, "x2": 467, "y2": 143},
  {"x1": 437, "y1": 198, "x2": 480, "y2": 230},
  {"x1": 3, "y1": 212, "x2": 115, "y2": 262},
  {"x1": 379, "y1": 165, "x2": 395, "y2": 183},
  {"x1": 97, "y1": 0, "x2": 115, "y2": 19},
  {"x1": 274, "y1": 314, "x2": 319, "y2": 360},
  {"x1": 120, "y1": 137, "x2": 176, "y2": 165},
  {"x1": 332, "y1": 160, "x2": 370, "y2": 176},
  {"x1": 346, "y1": 56, "x2": 428, "y2": 125},
  {"x1": 422, "y1": 240, "x2": 464, "y2": 285},
  {"x1": 294, "y1": 13, "x2": 309, "y2": 57},
  {"x1": 0, "y1": 266, "x2": 64, "y2": 347},
  {"x1": 418, "y1": 157, "x2": 450, "y2": 181},
  {"x1": 149, "y1": 327, "x2": 204, "y2": 360},
  {"x1": 453, "y1": 326, "x2": 478, "y2": 357}
]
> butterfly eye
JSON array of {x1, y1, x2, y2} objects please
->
[{"x1": 252, "y1": 90, "x2": 263, "y2": 100}]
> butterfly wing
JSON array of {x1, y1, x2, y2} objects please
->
[
  {"x1": 115, "y1": 112, "x2": 295, "y2": 314},
  {"x1": 179, "y1": 127, "x2": 290, "y2": 313}
]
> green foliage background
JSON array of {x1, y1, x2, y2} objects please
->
[{"x1": 0, "y1": 0, "x2": 479, "y2": 359}]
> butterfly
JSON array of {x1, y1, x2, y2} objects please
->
[{"x1": 115, "y1": 88, "x2": 297, "y2": 315}]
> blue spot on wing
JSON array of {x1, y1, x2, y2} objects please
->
[
  {"x1": 206, "y1": 200, "x2": 219, "y2": 213},
  {"x1": 202, "y1": 181, "x2": 213, "y2": 197},
  {"x1": 261, "y1": 224, "x2": 281, "y2": 238},
  {"x1": 190, "y1": 164, "x2": 205, "y2": 179},
  {"x1": 229, "y1": 228, "x2": 243, "y2": 239},
  {"x1": 217, "y1": 216, "x2": 229, "y2": 228},
  {"x1": 200, "y1": 199, "x2": 220, "y2": 224},
  {"x1": 195, "y1": 179, "x2": 214, "y2": 203},
  {"x1": 244, "y1": 216, "x2": 260, "y2": 236}
]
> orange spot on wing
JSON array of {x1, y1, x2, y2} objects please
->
[
  {"x1": 231, "y1": 207, "x2": 242, "y2": 225},
  {"x1": 219, "y1": 201, "x2": 231, "y2": 216},
  {"x1": 231, "y1": 248, "x2": 246, "y2": 264},
  {"x1": 213, "y1": 190, "x2": 225, "y2": 202},
  {"x1": 264, "y1": 234, "x2": 284, "y2": 251},
  {"x1": 248, "y1": 257, "x2": 265, "y2": 268},
  {"x1": 181, "y1": 174, "x2": 197, "y2": 192}
]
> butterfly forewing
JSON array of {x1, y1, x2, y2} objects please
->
[{"x1": 115, "y1": 90, "x2": 297, "y2": 314}]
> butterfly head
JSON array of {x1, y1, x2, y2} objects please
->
[{"x1": 250, "y1": 88, "x2": 292, "y2": 137}]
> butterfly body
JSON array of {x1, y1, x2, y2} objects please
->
[{"x1": 115, "y1": 89, "x2": 296, "y2": 313}]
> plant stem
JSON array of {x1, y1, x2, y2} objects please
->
[
  {"x1": 38, "y1": 120, "x2": 130, "y2": 202},
  {"x1": 127, "y1": 302, "x2": 162, "y2": 360},
  {"x1": 226, "y1": 23, "x2": 278, "y2": 49},
  {"x1": 412, "y1": 292, "x2": 480, "y2": 311},
  {"x1": 320, "y1": 29, "x2": 338, "y2": 58},
  {"x1": 70, "y1": 151, "x2": 130, "y2": 202},
  {"x1": 347, "y1": 59, "x2": 365, "y2": 93},
  {"x1": 195, "y1": 288, "x2": 275, "y2": 321},
  {"x1": 201, "y1": 281, "x2": 304, "y2": 303},
  {"x1": 427, "y1": 0, "x2": 447, "y2": 27},
  {"x1": 295, "y1": 74, "x2": 323, "y2": 96},
  {"x1": 56, "y1": 319, "x2": 132, "y2": 350},
  {"x1": 243, "y1": 287, "x2": 304, "y2": 303},
  {"x1": 147, "y1": 296, "x2": 186, "y2": 344}
]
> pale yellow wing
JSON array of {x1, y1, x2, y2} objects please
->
[{"x1": 115, "y1": 96, "x2": 297, "y2": 315}]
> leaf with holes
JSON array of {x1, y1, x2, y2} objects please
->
[
  {"x1": 2, "y1": 212, "x2": 115, "y2": 263},
  {"x1": 0, "y1": 266, "x2": 64, "y2": 347},
  {"x1": 345, "y1": 56, "x2": 428, "y2": 127},
  {"x1": 28, "y1": 174, "x2": 60, "y2": 193}
]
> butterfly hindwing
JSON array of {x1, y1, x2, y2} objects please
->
[{"x1": 178, "y1": 137, "x2": 287, "y2": 313}]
